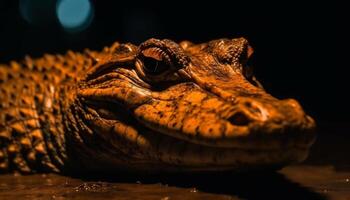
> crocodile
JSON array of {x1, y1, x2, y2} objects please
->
[{"x1": 0, "y1": 38, "x2": 316, "y2": 174}]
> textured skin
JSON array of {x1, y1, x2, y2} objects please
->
[{"x1": 0, "y1": 38, "x2": 316, "y2": 174}]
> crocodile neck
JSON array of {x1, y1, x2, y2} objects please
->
[
  {"x1": 0, "y1": 74, "x2": 68, "y2": 173},
  {"x1": 0, "y1": 49, "x2": 102, "y2": 173}
]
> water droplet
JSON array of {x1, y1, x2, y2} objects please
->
[{"x1": 190, "y1": 188, "x2": 198, "y2": 193}]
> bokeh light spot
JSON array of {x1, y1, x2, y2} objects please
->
[
  {"x1": 56, "y1": 0, "x2": 94, "y2": 33},
  {"x1": 19, "y1": 0, "x2": 57, "y2": 25}
]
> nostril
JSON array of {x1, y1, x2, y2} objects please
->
[
  {"x1": 228, "y1": 112, "x2": 251, "y2": 126},
  {"x1": 243, "y1": 101, "x2": 262, "y2": 116},
  {"x1": 227, "y1": 100, "x2": 268, "y2": 126}
]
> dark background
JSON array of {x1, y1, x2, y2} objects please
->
[
  {"x1": 1, "y1": 2, "x2": 349, "y2": 198},
  {"x1": 0, "y1": 1, "x2": 346, "y2": 127}
]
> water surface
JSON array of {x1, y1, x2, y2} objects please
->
[{"x1": 0, "y1": 165, "x2": 349, "y2": 200}]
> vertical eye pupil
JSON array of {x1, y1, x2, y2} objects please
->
[{"x1": 143, "y1": 57, "x2": 169, "y2": 75}]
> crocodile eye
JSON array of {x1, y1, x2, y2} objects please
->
[
  {"x1": 142, "y1": 56, "x2": 169, "y2": 75},
  {"x1": 140, "y1": 47, "x2": 172, "y2": 75}
]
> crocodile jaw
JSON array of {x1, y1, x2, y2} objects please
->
[{"x1": 77, "y1": 80, "x2": 315, "y2": 172}]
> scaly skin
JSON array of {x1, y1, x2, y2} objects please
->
[{"x1": 0, "y1": 38, "x2": 316, "y2": 174}]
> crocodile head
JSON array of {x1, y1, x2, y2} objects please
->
[{"x1": 74, "y1": 38, "x2": 316, "y2": 172}]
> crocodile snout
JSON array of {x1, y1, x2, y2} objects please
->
[{"x1": 227, "y1": 97, "x2": 312, "y2": 130}]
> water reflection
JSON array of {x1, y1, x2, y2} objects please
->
[
  {"x1": 79, "y1": 170, "x2": 327, "y2": 200},
  {"x1": 1, "y1": 165, "x2": 350, "y2": 199}
]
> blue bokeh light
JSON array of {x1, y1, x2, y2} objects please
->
[
  {"x1": 56, "y1": 0, "x2": 94, "y2": 33},
  {"x1": 19, "y1": 0, "x2": 57, "y2": 25}
]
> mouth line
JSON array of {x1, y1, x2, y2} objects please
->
[
  {"x1": 138, "y1": 118, "x2": 314, "y2": 150},
  {"x1": 140, "y1": 120, "x2": 311, "y2": 150}
]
